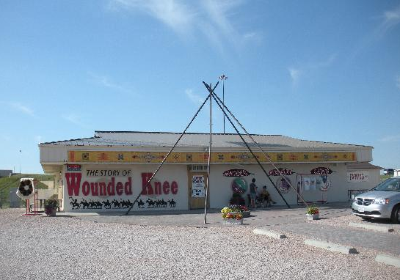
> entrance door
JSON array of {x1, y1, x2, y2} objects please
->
[{"x1": 189, "y1": 173, "x2": 208, "y2": 209}]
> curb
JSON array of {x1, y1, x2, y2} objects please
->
[
  {"x1": 304, "y1": 239, "x2": 358, "y2": 255},
  {"x1": 349, "y1": 222, "x2": 394, "y2": 233},
  {"x1": 253, "y1": 228, "x2": 287, "y2": 239},
  {"x1": 375, "y1": 254, "x2": 400, "y2": 268}
]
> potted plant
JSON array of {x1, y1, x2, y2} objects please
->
[
  {"x1": 44, "y1": 194, "x2": 59, "y2": 217},
  {"x1": 229, "y1": 204, "x2": 250, "y2": 218},
  {"x1": 229, "y1": 193, "x2": 245, "y2": 206},
  {"x1": 221, "y1": 206, "x2": 244, "y2": 225},
  {"x1": 306, "y1": 205, "x2": 319, "y2": 220}
]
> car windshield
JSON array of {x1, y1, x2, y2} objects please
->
[{"x1": 374, "y1": 178, "x2": 400, "y2": 192}]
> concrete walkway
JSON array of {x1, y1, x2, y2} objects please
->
[
  {"x1": 61, "y1": 202, "x2": 351, "y2": 227},
  {"x1": 60, "y1": 203, "x2": 400, "y2": 256},
  {"x1": 272, "y1": 222, "x2": 400, "y2": 256}
]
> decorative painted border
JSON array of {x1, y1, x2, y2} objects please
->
[{"x1": 68, "y1": 151, "x2": 356, "y2": 164}]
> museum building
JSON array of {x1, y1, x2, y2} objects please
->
[{"x1": 39, "y1": 131, "x2": 379, "y2": 212}]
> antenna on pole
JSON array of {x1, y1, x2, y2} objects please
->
[{"x1": 219, "y1": 74, "x2": 228, "y2": 134}]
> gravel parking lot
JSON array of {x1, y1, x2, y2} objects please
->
[{"x1": 0, "y1": 208, "x2": 399, "y2": 279}]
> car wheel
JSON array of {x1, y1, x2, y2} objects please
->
[{"x1": 391, "y1": 205, "x2": 400, "y2": 224}]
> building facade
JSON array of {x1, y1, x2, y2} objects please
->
[
  {"x1": 39, "y1": 131, "x2": 377, "y2": 212},
  {"x1": 0, "y1": 170, "x2": 12, "y2": 178}
]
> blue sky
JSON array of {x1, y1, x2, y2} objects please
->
[{"x1": 1, "y1": 0, "x2": 400, "y2": 174}]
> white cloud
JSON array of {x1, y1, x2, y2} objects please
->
[
  {"x1": 351, "y1": 5, "x2": 400, "y2": 60},
  {"x1": 310, "y1": 54, "x2": 336, "y2": 69},
  {"x1": 109, "y1": 0, "x2": 253, "y2": 53},
  {"x1": 111, "y1": 0, "x2": 194, "y2": 35},
  {"x1": 201, "y1": 0, "x2": 254, "y2": 52},
  {"x1": 144, "y1": 1, "x2": 193, "y2": 34},
  {"x1": 243, "y1": 32, "x2": 260, "y2": 42},
  {"x1": 197, "y1": 21, "x2": 225, "y2": 53},
  {"x1": 88, "y1": 72, "x2": 136, "y2": 96},
  {"x1": 201, "y1": 0, "x2": 237, "y2": 40},
  {"x1": 379, "y1": 134, "x2": 400, "y2": 143},
  {"x1": 185, "y1": 89, "x2": 205, "y2": 105},
  {"x1": 385, "y1": 10, "x2": 400, "y2": 21},
  {"x1": 383, "y1": 5, "x2": 400, "y2": 27},
  {"x1": 10, "y1": 102, "x2": 35, "y2": 117},
  {"x1": 243, "y1": 32, "x2": 256, "y2": 39},
  {"x1": 288, "y1": 67, "x2": 301, "y2": 86},
  {"x1": 288, "y1": 54, "x2": 336, "y2": 87},
  {"x1": 62, "y1": 113, "x2": 88, "y2": 128},
  {"x1": 375, "y1": 4, "x2": 400, "y2": 36}
]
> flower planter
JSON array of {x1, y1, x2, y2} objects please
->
[
  {"x1": 223, "y1": 218, "x2": 244, "y2": 225},
  {"x1": 221, "y1": 207, "x2": 245, "y2": 224},
  {"x1": 45, "y1": 207, "x2": 57, "y2": 217},
  {"x1": 306, "y1": 213, "x2": 319, "y2": 220},
  {"x1": 44, "y1": 195, "x2": 59, "y2": 217}
]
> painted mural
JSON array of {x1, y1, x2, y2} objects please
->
[
  {"x1": 276, "y1": 177, "x2": 292, "y2": 194},
  {"x1": 223, "y1": 169, "x2": 252, "y2": 177},
  {"x1": 231, "y1": 178, "x2": 248, "y2": 194},
  {"x1": 268, "y1": 168, "x2": 295, "y2": 194},
  {"x1": 68, "y1": 151, "x2": 356, "y2": 164},
  {"x1": 268, "y1": 168, "x2": 295, "y2": 176},
  {"x1": 68, "y1": 197, "x2": 177, "y2": 209},
  {"x1": 298, "y1": 167, "x2": 333, "y2": 193},
  {"x1": 64, "y1": 165, "x2": 180, "y2": 211}
]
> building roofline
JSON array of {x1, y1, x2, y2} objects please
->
[
  {"x1": 94, "y1": 130, "x2": 279, "y2": 137},
  {"x1": 38, "y1": 130, "x2": 373, "y2": 149},
  {"x1": 93, "y1": 131, "x2": 372, "y2": 148}
]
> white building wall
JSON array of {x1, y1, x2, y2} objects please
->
[
  {"x1": 209, "y1": 163, "x2": 350, "y2": 208},
  {"x1": 346, "y1": 168, "x2": 381, "y2": 194},
  {"x1": 40, "y1": 146, "x2": 68, "y2": 163},
  {"x1": 355, "y1": 148, "x2": 373, "y2": 162},
  {"x1": 60, "y1": 161, "x2": 373, "y2": 211}
]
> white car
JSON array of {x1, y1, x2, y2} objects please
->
[{"x1": 351, "y1": 177, "x2": 400, "y2": 223}]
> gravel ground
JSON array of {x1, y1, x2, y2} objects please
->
[{"x1": 0, "y1": 208, "x2": 399, "y2": 280}]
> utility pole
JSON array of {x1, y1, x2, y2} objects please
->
[
  {"x1": 205, "y1": 83, "x2": 213, "y2": 224},
  {"x1": 219, "y1": 74, "x2": 228, "y2": 134},
  {"x1": 19, "y1": 150, "x2": 22, "y2": 174}
]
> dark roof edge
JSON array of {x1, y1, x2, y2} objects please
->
[
  {"x1": 296, "y1": 138, "x2": 373, "y2": 148},
  {"x1": 94, "y1": 130, "x2": 280, "y2": 136},
  {"x1": 347, "y1": 162, "x2": 383, "y2": 170},
  {"x1": 39, "y1": 136, "x2": 100, "y2": 145}
]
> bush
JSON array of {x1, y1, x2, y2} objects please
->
[
  {"x1": 44, "y1": 194, "x2": 59, "y2": 209},
  {"x1": 229, "y1": 193, "x2": 245, "y2": 206}
]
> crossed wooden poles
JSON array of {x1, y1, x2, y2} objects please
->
[{"x1": 125, "y1": 81, "x2": 309, "y2": 216}]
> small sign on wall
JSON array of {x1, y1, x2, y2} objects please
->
[
  {"x1": 347, "y1": 171, "x2": 369, "y2": 183},
  {"x1": 192, "y1": 175, "x2": 205, "y2": 197}
]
